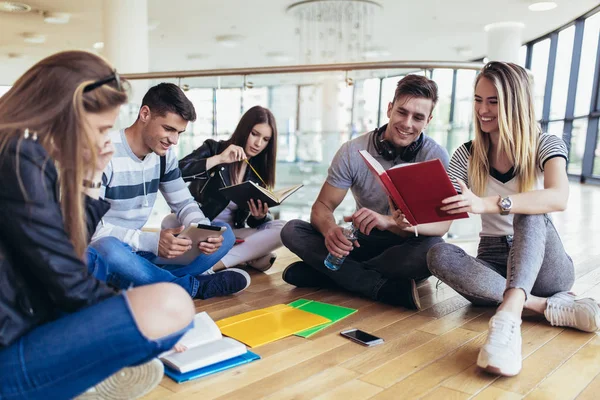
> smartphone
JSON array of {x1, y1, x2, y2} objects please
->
[{"x1": 340, "y1": 329, "x2": 384, "y2": 346}]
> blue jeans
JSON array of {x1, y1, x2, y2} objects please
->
[
  {"x1": 0, "y1": 293, "x2": 189, "y2": 400},
  {"x1": 86, "y1": 247, "x2": 108, "y2": 281},
  {"x1": 89, "y1": 221, "x2": 235, "y2": 297}
]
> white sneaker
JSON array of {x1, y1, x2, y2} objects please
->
[
  {"x1": 545, "y1": 292, "x2": 600, "y2": 332},
  {"x1": 247, "y1": 252, "x2": 277, "y2": 272},
  {"x1": 477, "y1": 311, "x2": 522, "y2": 376},
  {"x1": 75, "y1": 358, "x2": 164, "y2": 400}
]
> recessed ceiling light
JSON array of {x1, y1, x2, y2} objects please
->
[
  {"x1": 22, "y1": 33, "x2": 46, "y2": 44},
  {"x1": 484, "y1": 21, "x2": 525, "y2": 32},
  {"x1": 362, "y1": 47, "x2": 391, "y2": 58},
  {"x1": 0, "y1": 1, "x2": 31, "y2": 13},
  {"x1": 187, "y1": 53, "x2": 208, "y2": 60},
  {"x1": 528, "y1": 1, "x2": 557, "y2": 11},
  {"x1": 7, "y1": 52, "x2": 24, "y2": 59},
  {"x1": 265, "y1": 51, "x2": 293, "y2": 63},
  {"x1": 43, "y1": 11, "x2": 70, "y2": 24},
  {"x1": 215, "y1": 34, "x2": 244, "y2": 48},
  {"x1": 93, "y1": 42, "x2": 104, "y2": 50}
]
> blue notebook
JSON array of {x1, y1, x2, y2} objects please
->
[{"x1": 164, "y1": 351, "x2": 260, "y2": 383}]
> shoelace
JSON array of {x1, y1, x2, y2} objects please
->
[
  {"x1": 546, "y1": 301, "x2": 577, "y2": 327},
  {"x1": 488, "y1": 317, "x2": 518, "y2": 346}
]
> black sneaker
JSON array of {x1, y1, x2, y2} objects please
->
[
  {"x1": 376, "y1": 279, "x2": 421, "y2": 310},
  {"x1": 194, "y1": 268, "x2": 251, "y2": 299},
  {"x1": 282, "y1": 261, "x2": 337, "y2": 288}
]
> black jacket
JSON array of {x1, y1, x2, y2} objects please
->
[
  {"x1": 0, "y1": 137, "x2": 116, "y2": 348},
  {"x1": 179, "y1": 139, "x2": 272, "y2": 229}
]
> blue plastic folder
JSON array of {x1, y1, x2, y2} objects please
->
[{"x1": 164, "y1": 351, "x2": 260, "y2": 383}]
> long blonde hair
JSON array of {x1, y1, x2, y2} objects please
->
[
  {"x1": 469, "y1": 61, "x2": 539, "y2": 196},
  {"x1": 0, "y1": 51, "x2": 128, "y2": 258}
]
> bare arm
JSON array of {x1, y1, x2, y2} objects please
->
[
  {"x1": 310, "y1": 182, "x2": 348, "y2": 237},
  {"x1": 442, "y1": 157, "x2": 569, "y2": 215}
]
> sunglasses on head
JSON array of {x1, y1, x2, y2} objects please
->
[{"x1": 83, "y1": 69, "x2": 122, "y2": 93}]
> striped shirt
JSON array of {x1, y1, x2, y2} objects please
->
[
  {"x1": 92, "y1": 129, "x2": 209, "y2": 253},
  {"x1": 448, "y1": 133, "x2": 568, "y2": 237}
]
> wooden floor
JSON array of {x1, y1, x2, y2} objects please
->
[{"x1": 142, "y1": 183, "x2": 600, "y2": 400}]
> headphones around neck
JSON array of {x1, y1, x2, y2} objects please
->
[{"x1": 372, "y1": 124, "x2": 424, "y2": 162}]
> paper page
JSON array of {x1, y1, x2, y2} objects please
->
[
  {"x1": 161, "y1": 337, "x2": 247, "y2": 373},
  {"x1": 159, "y1": 312, "x2": 222, "y2": 357}
]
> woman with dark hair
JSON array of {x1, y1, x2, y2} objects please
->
[
  {"x1": 0, "y1": 50, "x2": 194, "y2": 399},
  {"x1": 179, "y1": 105, "x2": 285, "y2": 271}
]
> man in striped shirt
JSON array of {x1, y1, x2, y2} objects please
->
[{"x1": 90, "y1": 83, "x2": 251, "y2": 299}]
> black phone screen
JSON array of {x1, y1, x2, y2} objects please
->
[{"x1": 343, "y1": 329, "x2": 381, "y2": 343}]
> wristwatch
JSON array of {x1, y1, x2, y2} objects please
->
[{"x1": 498, "y1": 196, "x2": 512, "y2": 216}]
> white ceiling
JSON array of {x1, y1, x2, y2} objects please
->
[{"x1": 0, "y1": 0, "x2": 598, "y2": 85}]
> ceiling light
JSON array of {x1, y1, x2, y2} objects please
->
[
  {"x1": 43, "y1": 11, "x2": 70, "y2": 24},
  {"x1": 22, "y1": 33, "x2": 46, "y2": 44},
  {"x1": 528, "y1": 1, "x2": 557, "y2": 11},
  {"x1": 215, "y1": 34, "x2": 244, "y2": 48},
  {"x1": 93, "y1": 42, "x2": 104, "y2": 50},
  {"x1": 7, "y1": 52, "x2": 24, "y2": 59},
  {"x1": 265, "y1": 51, "x2": 293, "y2": 63},
  {"x1": 361, "y1": 47, "x2": 391, "y2": 58},
  {"x1": 186, "y1": 53, "x2": 208, "y2": 60},
  {"x1": 0, "y1": 1, "x2": 31, "y2": 13},
  {"x1": 148, "y1": 19, "x2": 160, "y2": 31},
  {"x1": 455, "y1": 46, "x2": 473, "y2": 58}
]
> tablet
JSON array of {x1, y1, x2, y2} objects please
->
[{"x1": 155, "y1": 223, "x2": 226, "y2": 265}]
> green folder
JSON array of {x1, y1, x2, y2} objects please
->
[{"x1": 289, "y1": 299, "x2": 357, "y2": 338}]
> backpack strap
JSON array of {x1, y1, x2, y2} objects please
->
[{"x1": 159, "y1": 155, "x2": 166, "y2": 182}]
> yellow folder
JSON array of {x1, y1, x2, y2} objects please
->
[{"x1": 216, "y1": 304, "x2": 331, "y2": 347}]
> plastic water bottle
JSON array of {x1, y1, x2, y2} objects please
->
[{"x1": 324, "y1": 223, "x2": 358, "y2": 271}]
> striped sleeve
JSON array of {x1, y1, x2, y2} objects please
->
[
  {"x1": 448, "y1": 142, "x2": 471, "y2": 194},
  {"x1": 538, "y1": 133, "x2": 568, "y2": 171},
  {"x1": 161, "y1": 149, "x2": 210, "y2": 226}
]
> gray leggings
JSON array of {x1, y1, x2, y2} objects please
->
[{"x1": 427, "y1": 214, "x2": 574, "y2": 306}]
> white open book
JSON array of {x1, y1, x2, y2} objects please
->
[{"x1": 159, "y1": 312, "x2": 247, "y2": 373}]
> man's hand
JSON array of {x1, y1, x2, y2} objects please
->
[
  {"x1": 324, "y1": 225, "x2": 359, "y2": 259},
  {"x1": 345, "y1": 208, "x2": 393, "y2": 235},
  {"x1": 198, "y1": 234, "x2": 224, "y2": 255},
  {"x1": 158, "y1": 226, "x2": 192, "y2": 258}
]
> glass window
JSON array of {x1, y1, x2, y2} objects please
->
[
  {"x1": 449, "y1": 69, "x2": 477, "y2": 154},
  {"x1": 216, "y1": 88, "x2": 242, "y2": 138},
  {"x1": 178, "y1": 88, "x2": 214, "y2": 158},
  {"x1": 530, "y1": 39, "x2": 551, "y2": 119},
  {"x1": 567, "y1": 118, "x2": 588, "y2": 175},
  {"x1": 352, "y1": 78, "x2": 380, "y2": 135},
  {"x1": 379, "y1": 76, "x2": 401, "y2": 126},
  {"x1": 547, "y1": 121, "x2": 565, "y2": 137},
  {"x1": 242, "y1": 87, "x2": 268, "y2": 113},
  {"x1": 575, "y1": 12, "x2": 600, "y2": 116},
  {"x1": 297, "y1": 85, "x2": 323, "y2": 162},
  {"x1": 337, "y1": 81, "x2": 353, "y2": 141},
  {"x1": 594, "y1": 123, "x2": 600, "y2": 177},
  {"x1": 519, "y1": 45, "x2": 527, "y2": 67},
  {"x1": 550, "y1": 26, "x2": 575, "y2": 120},
  {"x1": 427, "y1": 69, "x2": 454, "y2": 149}
]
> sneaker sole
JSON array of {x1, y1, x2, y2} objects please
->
[
  {"x1": 411, "y1": 280, "x2": 422, "y2": 311},
  {"x1": 476, "y1": 352, "x2": 521, "y2": 377},
  {"x1": 227, "y1": 268, "x2": 252, "y2": 291},
  {"x1": 75, "y1": 358, "x2": 164, "y2": 400}
]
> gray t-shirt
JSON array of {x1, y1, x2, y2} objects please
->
[{"x1": 326, "y1": 130, "x2": 450, "y2": 216}]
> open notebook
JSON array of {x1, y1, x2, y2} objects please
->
[
  {"x1": 160, "y1": 312, "x2": 251, "y2": 374},
  {"x1": 219, "y1": 181, "x2": 303, "y2": 208}
]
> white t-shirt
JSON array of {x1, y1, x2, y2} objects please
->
[{"x1": 448, "y1": 134, "x2": 568, "y2": 237}]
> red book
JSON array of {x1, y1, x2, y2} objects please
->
[{"x1": 359, "y1": 150, "x2": 469, "y2": 225}]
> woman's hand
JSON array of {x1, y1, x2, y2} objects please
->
[
  {"x1": 248, "y1": 199, "x2": 268, "y2": 219},
  {"x1": 219, "y1": 144, "x2": 247, "y2": 164},
  {"x1": 83, "y1": 136, "x2": 115, "y2": 179},
  {"x1": 388, "y1": 198, "x2": 413, "y2": 230},
  {"x1": 441, "y1": 179, "x2": 486, "y2": 214}
]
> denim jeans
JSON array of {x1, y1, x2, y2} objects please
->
[
  {"x1": 89, "y1": 221, "x2": 235, "y2": 297},
  {"x1": 281, "y1": 219, "x2": 441, "y2": 299},
  {"x1": 86, "y1": 247, "x2": 108, "y2": 281},
  {"x1": 0, "y1": 293, "x2": 189, "y2": 400},
  {"x1": 427, "y1": 214, "x2": 575, "y2": 306}
]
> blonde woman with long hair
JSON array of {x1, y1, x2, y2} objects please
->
[
  {"x1": 427, "y1": 62, "x2": 600, "y2": 377},
  {"x1": 0, "y1": 51, "x2": 194, "y2": 399}
]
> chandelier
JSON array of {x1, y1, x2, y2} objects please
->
[{"x1": 287, "y1": 0, "x2": 382, "y2": 65}]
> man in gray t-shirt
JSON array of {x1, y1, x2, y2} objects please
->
[{"x1": 281, "y1": 75, "x2": 452, "y2": 309}]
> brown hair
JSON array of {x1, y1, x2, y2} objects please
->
[
  {"x1": 225, "y1": 106, "x2": 278, "y2": 188},
  {"x1": 392, "y1": 74, "x2": 439, "y2": 113},
  {"x1": 0, "y1": 50, "x2": 128, "y2": 258}
]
